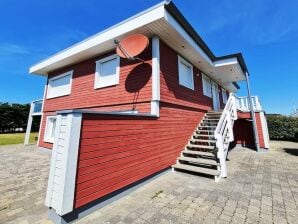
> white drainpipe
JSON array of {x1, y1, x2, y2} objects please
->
[
  {"x1": 151, "y1": 36, "x2": 160, "y2": 117},
  {"x1": 245, "y1": 71, "x2": 260, "y2": 151}
]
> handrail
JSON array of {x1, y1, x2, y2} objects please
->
[
  {"x1": 214, "y1": 93, "x2": 238, "y2": 180},
  {"x1": 236, "y1": 96, "x2": 262, "y2": 112}
]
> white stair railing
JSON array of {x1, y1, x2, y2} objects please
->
[
  {"x1": 214, "y1": 94, "x2": 238, "y2": 180},
  {"x1": 236, "y1": 96, "x2": 262, "y2": 112}
]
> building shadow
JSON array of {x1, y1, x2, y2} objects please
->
[
  {"x1": 283, "y1": 148, "x2": 298, "y2": 156},
  {"x1": 125, "y1": 62, "x2": 152, "y2": 110}
]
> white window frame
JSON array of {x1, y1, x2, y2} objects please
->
[
  {"x1": 44, "y1": 116, "x2": 57, "y2": 143},
  {"x1": 94, "y1": 54, "x2": 120, "y2": 89},
  {"x1": 47, "y1": 71, "x2": 73, "y2": 99},
  {"x1": 222, "y1": 88, "x2": 228, "y2": 103},
  {"x1": 202, "y1": 73, "x2": 212, "y2": 97},
  {"x1": 178, "y1": 55, "x2": 194, "y2": 90}
]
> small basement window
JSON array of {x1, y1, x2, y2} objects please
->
[
  {"x1": 178, "y1": 56, "x2": 194, "y2": 90},
  {"x1": 202, "y1": 74, "x2": 212, "y2": 97},
  {"x1": 222, "y1": 88, "x2": 228, "y2": 103},
  {"x1": 44, "y1": 116, "x2": 57, "y2": 143},
  {"x1": 95, "y1": 54, "x2": 120, "y2": 89}
]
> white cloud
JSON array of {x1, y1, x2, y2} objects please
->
[{"x1": 0, "y1": 43, "x2": 30, "y2": 56}]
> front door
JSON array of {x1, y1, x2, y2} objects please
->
[{"x1": 211, "y1": 81, "x2": 220, "y2": 111}]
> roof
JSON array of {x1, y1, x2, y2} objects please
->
[
  {"x1": 29, "y1": 0, "x2": 249, "y2": 91},
  {"x1": 165, "y1": 2, "x2": 248, "y2": 76}
]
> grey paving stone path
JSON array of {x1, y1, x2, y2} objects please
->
[
  {"x1": 0, "y1": 141, "x2": 297, "y2": 224},
  {"x1": 0, "y1": 144, "x2": 51, "y2": 224}
]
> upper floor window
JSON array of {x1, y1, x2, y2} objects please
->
[
  {"x1": 95, "y1": 54, "x2": 120, "y2": 89},
  {"x1": 202, "y1": 73, "x2": 212, "y2": 97},
  {"x1": 222, "y1": 88, "x2": 228, "y2": 103},
  {"x1": 44, "y1": 116, "x2": 57, "y2": 143},
  {"x1": 178, "y1": 56, "x2": 194, "y2": 90},
  {"x1": 47, "y1": 71, "x2": 73, "y2": 99}
]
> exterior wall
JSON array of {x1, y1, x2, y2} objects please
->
[
  {"x1": 159, "y1": 41, "x2": 214, "y2": 111},
  {"x1": 234, "y1": 111, "x2": 266, "y2": 149},
  {"x1": 74, "y1": 103, "x2": 205, "y2": 208},
  {"x1": 255, "y1": 112, "x2": 265, "y2": 148},
  {"x1": 38, "y1": 43, "x2": 153, "y2": 149},
  {"x1": 233, "y1": 119, "x2": 254, "y2": 147}
]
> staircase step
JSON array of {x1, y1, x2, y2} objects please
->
[
  {"x1": 190, "y1": 138, "x2": 216, "y2": 143},
  {"x1": 204, "y1": 118, "x2": 220, "y2": 121},
  {"x1": 198, "y1": 126, "x2": 217, "y2": 129},
  {"x1": 195, "y1": 130, "x2": 215, "y2": 134},
  {"x1": 172, "y1": 164, "x2": 220, "y2": 176},
  {"x1": 182, "y1": 150, "x2": 215, "y2": 157},
  {"x1": 177, "y1": 157, "x2": 218, "y2": 166},
  {"x1": 186, "y1": 143, "x2": 215, "y2": 149},
  {"x1": 193, "y1": 134, "x2": 215, "y2": 138},
  {"x1": 206, "y1": 112, "x2": 222, "y2": 115}
]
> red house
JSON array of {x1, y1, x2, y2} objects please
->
[{"x1": 28, "y1": 1, "x2": 269, "y2": 222}]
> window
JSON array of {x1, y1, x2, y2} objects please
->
[
  {"x1": 222, "y1": 88, "x2": 228, "y2": 103},
  {"x1": 44, "y1": 116, "x2": 57, "y2": 143},
  {"x1": 202, "y1": 73, "x2": 212, "y2": 97},
  {"x1": 47, "y1": 71, "x2": 72, "y2": 99},
  {"x1": 95, "y1": 54, "x2": 120, "y2": 89},
  {"x1": 178, "y1": 56, "x2": 194, "y2": 90}
]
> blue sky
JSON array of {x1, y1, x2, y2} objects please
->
[{"x1": 0, "y1": 0, "x2": 297, "y2": 115}]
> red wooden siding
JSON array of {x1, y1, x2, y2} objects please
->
[
  {"x1": 233, "y1": 119, "x2": 254, "y2": 147},
  {"x1": 38, "y1": 43, "x2": 153, "y2": 149},
  {"x1": 43, "y1": 47, "x2": 152, "y2": 113},
  {"x1": 237, "y1": 111, "x2": 251, "y2": 119},
  {"x1": 74, "y1": 103, "x2": 205, "y2": 208},
  {"x1": 255, "y1": 112, "x2": 265, "y2": 148},
  {"x1": 234, "y1": 111, "x2": 266, "y2": 148},
  {"x1": 159, "y1": 41, "x2": 213, "y2": 111}
]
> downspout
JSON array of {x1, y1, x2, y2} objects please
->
[
  {"x1": 245, "y1": 71, "x2": 260, "y2": 151},
  {"x1": 151, "y1": 36, "x2": 160, "y2": 117}
]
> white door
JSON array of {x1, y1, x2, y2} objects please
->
[{"x1": 211, "y1": 81, "x2": 220, "y2": 111}]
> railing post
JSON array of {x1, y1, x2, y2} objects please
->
[
  {"x1": 216, "y1": 135, "x2": 227, "y2": 178},
  {"x1": 24, "y1": 102, "x2": 34, "y2": 145}
]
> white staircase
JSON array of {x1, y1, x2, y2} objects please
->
[{"x1": 172, "y1": 94, "x2": 238, "y2": 181}]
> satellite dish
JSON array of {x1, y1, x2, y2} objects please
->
[{"x1": 115, "y1": 34, "x2": 149, "y2": 61}]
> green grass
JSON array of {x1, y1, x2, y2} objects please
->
[{"x1": 0, "y1": 132, "x2": 39, "y2": 146}]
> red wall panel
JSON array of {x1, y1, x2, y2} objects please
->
[
  {"x1": 234, "y1": 112, "x2": 266, "y2": 148},
  {"x1": 255, "y1": 112, "x2": 265, "y2": 148},
  {"x1": 74, "y1": 103, "x2": 205, "y2": 208},
  {"x1": 233, "y1": 119, "x2": 254, "y2": 147},
  {"x1": 38, "y1": 44, "x2": 153, "y2": 149},
  {"x1": 159, "y1": 41, "x2": 214, "y2": 111}
]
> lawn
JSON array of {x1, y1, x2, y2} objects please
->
[{"x1": 0, "y1": 132, "x2": 39, "y2": 145}]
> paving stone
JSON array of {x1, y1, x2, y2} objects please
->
[{"x1": 2, "y1": 141, "x2": 298, "y2": 224}]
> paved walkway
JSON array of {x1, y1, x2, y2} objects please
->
[
  {"x1": 0, "y1": 141, "x2": 297, "y2": 224},
  {"x1": 0, "y1": 144, "x2": 51, "y2": 224}
]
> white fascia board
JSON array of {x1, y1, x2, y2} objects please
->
[
  {"x1": 164, "y1": 10, "x2": 213, "y2": 66},
  {"x1": 213, "y1": 57, "x2": 238, "y2": 67},
  {"x1": 29, "y1": 3, "x2": 166, "y2": 75}
]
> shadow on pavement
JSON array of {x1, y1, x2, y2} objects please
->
[{"x1": 283, "y1": 148, "x2": 298, "y2": 156}]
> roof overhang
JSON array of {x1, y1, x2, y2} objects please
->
[{"x1": 29, "y1": 1, "x2": 248, "y2": 92}]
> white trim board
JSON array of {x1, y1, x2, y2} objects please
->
[
  {"x1": 45, "y1": 113, "x2": 82, "y2": 215},
  {"x1": 29, "y1": 4, "x2": 166, "y2": 75}
]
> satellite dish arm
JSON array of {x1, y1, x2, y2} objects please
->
[{"x1": 114, "y1": 39, "x2": 144, "y2": 62}]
